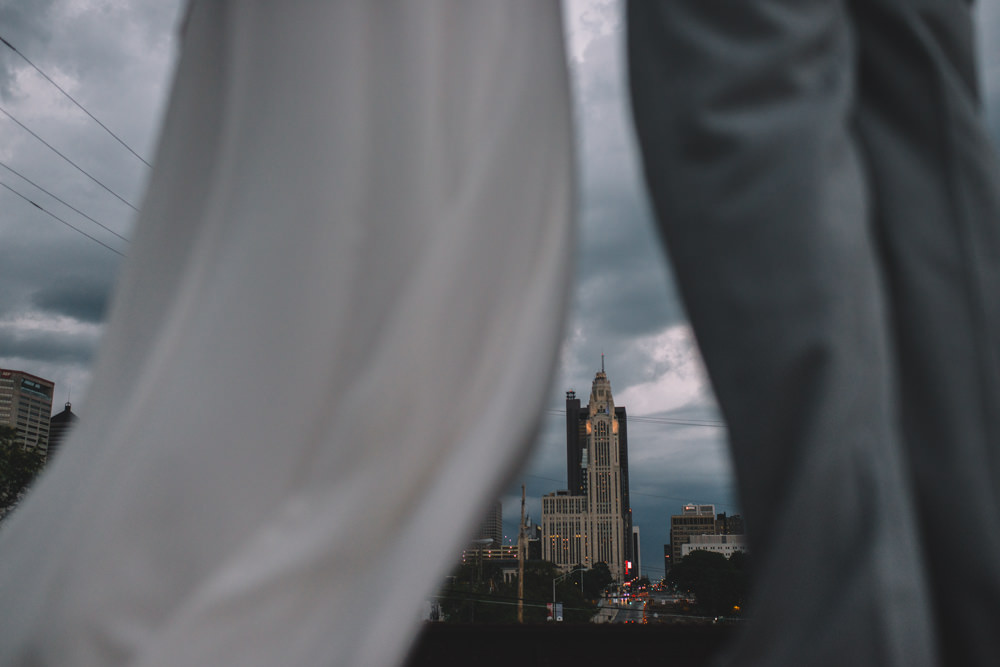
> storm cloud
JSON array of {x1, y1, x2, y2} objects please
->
[
  {"x1": 31, "y1": 277, "x2": 112, "y2": 323},
  {"x1": 1, "y1": 0, "x2": 183, "y2": 404}
]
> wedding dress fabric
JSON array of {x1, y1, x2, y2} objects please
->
[{"x1": 0, "y1": 2, "x2": 573, "y2": 665}]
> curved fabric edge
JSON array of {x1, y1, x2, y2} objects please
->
[{"x1": 0, "y1": 2, "x2": 575, "y2": 666}]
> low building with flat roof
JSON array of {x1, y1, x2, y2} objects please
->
[{"x1": 680, "y1": 533, "x2": 748, "y2": 558}]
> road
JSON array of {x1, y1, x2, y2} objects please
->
[{"x1": 610, "y1": 597, "x2": 646, "y2": 624}]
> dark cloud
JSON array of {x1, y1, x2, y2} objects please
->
[
  {"x1": 31, "y1": 278, "x2": 111, "y2": 323},
  {"x1": 574, "y1": 252, "x2": 677, "y2": 336},
  {"x1": 0, "y1": 0, "x2": 57, "y2": 96},
  {"x1": 0, "y1": 228, "x2": 124, "y2": 319},
  {"x1": 559, "y1": 2, "x2": 690, "y2": 396},
  {"x1": 0, "y1": 0, "x2": 182, "y2": 404},
  {"x1": 0, "y1": 326, "x2": 97, "y2": 365}
]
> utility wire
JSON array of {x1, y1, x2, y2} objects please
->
[
  {"x1": 544, "y1": 408, "x2": 725, "y2": 429},
  {"x1": 435, "y1": 590, "x2": 628, "y2": 614},
  {"x1": 627, "y1": 415, "x2": 725, "y2": 428},
  {"x1": 0, "y1": 34, "x2": 152, "y2": 168},
  {"x1": 435, "y1": 589, "x2": 719, "y2": 619},
  {"x1": 0, "y1": 159, "x2": 129, "y2": 243},
  {"x1": 0, "y1": 105, "x2": 139, "y2": 211},
  {"x1": 520, "y1": 473, "x2": 738, "y2": 511},
  {"x1": 1, "y1": 181, "x2": 125, "y2": 257}
]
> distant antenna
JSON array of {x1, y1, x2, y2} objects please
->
[{"x1": 601, "y1": 352, "x2": 605, "y2": 373}]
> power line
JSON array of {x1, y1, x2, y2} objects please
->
[
  {"x1": 435, "y1": 589, "x2": 725, "y2": 620},
  {"x1": 520, "y1": 473, "x2": 737, "y2": 510},
  {"x1": 435, "y1": 590, "x2": 636, "y2": 615},
  {"x1": 0, "y1": 159, "x2": 129, "y2": 242},
  {"x1": 544, "y1": 408, "x2": 725, "y2": 429},
  {"x1": 1, "y1": 181, "x2": 125, "y2": 257},
  {"x1": 0, "y1": 105, "x2": 139, "y2": 211},
  {"x1": 628, "y1": 415, "x2": 725, "y2": 428},
  {"x1": 0, "y1": 34, "x2": 152, "y2": 168}
]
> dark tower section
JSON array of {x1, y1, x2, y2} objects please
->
[
  {"x1": 616, "y1": 405, "x2": 632, "y2": 575},
  {"x1": 565, "y1": 391, "x2": 584, "y2": 495}
]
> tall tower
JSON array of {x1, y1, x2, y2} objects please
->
[
  {"x1": 565, "y1": 389, "x2": 585, "y2": 496},
  {"x1": 631, "y1": 526, "x2": 641, "y2": 580},
  {"x1": 583, "y1": 367, "x2": 628, "y2": 581},
  {"x1": 546, "y1": 364, "x2": 632, "y2": 580}
]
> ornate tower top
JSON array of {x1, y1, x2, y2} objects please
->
[{"x1": 589, "y1": 362, "x2": 614, "y2": 416}]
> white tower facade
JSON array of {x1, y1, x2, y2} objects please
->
[
  {"x1": 582, "y1": 369, "x2": 627, "y2": 581},
  {"x1": 543, "y1": 367, "x2": 631, "y2": 581}
]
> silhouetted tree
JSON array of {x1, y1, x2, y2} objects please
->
[
  {"x1": 438, "y1": 560, "x2": 597, "y2": 623},
  {"x1": 667, "y1": 550, "x2": 747, "y2": 616},
  {"x1": 0, "y1": 426, "x2": 45, "y2": 518},
  {"x1": 581, "y1": 561, "x2": 613, "y2": 600}
]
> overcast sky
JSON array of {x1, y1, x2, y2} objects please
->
[{"x1": 2, "y1": 1, "x2": 999, "y2": 581}]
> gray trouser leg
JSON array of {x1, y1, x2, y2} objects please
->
[
  {"x1": 629, "y1": 0, "x2": 998, "y2": 663},
  {"x1": 851, "y1": 0, "x2": 1000, "y2": 663}
]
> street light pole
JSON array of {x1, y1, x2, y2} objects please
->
[
  {"x1": 552, "y1": 567, "x2": 587, "y2": 604},
  {"x1": 469, "y1": 538, "x2": 492, "y2": 584},
  {"x1": 518, "y1": 484, "x2": 525, "y2": 623}
]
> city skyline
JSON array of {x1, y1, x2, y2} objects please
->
[
  {"x1": 6, "y1": 2, "x2": 1000, "y2": 585},
  {"x1": 0, "y1": 0, "x2": 732, "y2": 585}
]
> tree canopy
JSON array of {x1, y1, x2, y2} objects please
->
[
  {"x1": 0, "y1": 425, "x2": 46, "y2": 519},
  {"x1": 579, "y1": 561, "x2": 613, "y2": 600},
  {"x1": 438, "y1": 560, "x2": 598, "y2": 624},
  {"x1": 666, "y1": 549, "x2": 748, "y2": 617}
]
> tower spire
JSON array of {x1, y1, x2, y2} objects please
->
[{"x1": 601, "y1": 352, "x2": 605, "y2": 373}]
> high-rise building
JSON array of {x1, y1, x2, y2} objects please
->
[
  {"x1": 46, "y1": 402, "x2": 79, "y2": 461},
  {"x1": 474, "y1": 500, "x2": 502, "y2": 548},
  {"x1": 0, "y1": 369, "x2": 54, "y2": 454},
  {"x1": 630, "y1": 526, "x2": 641, "y2": 580},
  {"x1": 543, "y1": 364, "x2": 632, "y2": 581}
]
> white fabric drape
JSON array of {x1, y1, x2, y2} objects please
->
[{"x1": 0, "y1": 3, "x2": 573, "y2": 665}]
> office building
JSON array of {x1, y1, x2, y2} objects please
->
[
  {"x1": 669, "y1": 504, "x2": 747, "y2": 568},
  {"x1": 542, "y1": 490, "x2": 590, "y2": 569},
  {"x1": 0, "y1": 369, "x2": 54, "y2": 454},
  {"x1": 630, "y1": 526, "x2": 641, "y2": 580},
  {"x1": 669, "y1": 504, "x2": 718, "y2": 566}
]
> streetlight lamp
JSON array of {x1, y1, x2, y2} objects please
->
[
  {"x1": 552, "y1": 567, "x2": 587, "y2": 604},
  {"x1": 469, "y1": 537, "x2": 493, "y2": 583}
]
